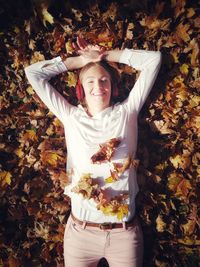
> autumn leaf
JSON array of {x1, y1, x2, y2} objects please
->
[
  {"x1": 0, "y1": 171, "x2": 12, "y2": 187},
  {"x1": 180, "y1": 64, "x2": 189, "y2": 75},
  {"x1": 41, "y1": 151, "x2": 64, "y2": 167},
  {"x1": 168, "y1": 172, "x2": 192, "y2": 199},
  {"x1": 156, "y1": 215, "x2": 166, "y2": 232},
  {"x1": 65, "y1": 41, "x2": 74, "y2": 54},
  {"x1": 91, "y1": 138, "x2": 121, "y2": 164},
  {"x1": 42, "y1": 9, "x2": 54, "y2": 26},
  {"x1": 169, "y1": 153, "x2": 191, "y2": 170},
  {"x1": 66, "y1": 71, "x2": 78, "y2": 87},
  {"x1": 98, "y1": 194, "x2": 129, "y2": 220},
  {"x1": 71, "y1": 173, "x2": 99, "y2": 199},
  {"x1": 105, "y1": 175, "x2": 117, "y2": 184}
]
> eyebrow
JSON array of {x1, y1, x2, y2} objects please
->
[{"x1": 85, "y1": 75, "x2": 109, "y2": 80}]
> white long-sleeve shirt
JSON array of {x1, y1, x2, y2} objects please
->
[{"x1": 25, "y1": 49, "x2": 162, "y2": 223}]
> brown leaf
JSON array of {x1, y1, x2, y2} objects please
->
[{"x1": 91, "y1": 138, "x2": 121, "y2": 164}]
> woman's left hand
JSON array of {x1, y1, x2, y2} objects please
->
[{"x1": 73, "y1": 36, "x2": 106, "y2": 64}]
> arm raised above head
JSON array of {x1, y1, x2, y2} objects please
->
[
  {"x1": 105, "y1": 48, "x2": 162, "y2": 113},
  {"x1": 24, "y1": 56, "x2": 76, "y2": 123}
]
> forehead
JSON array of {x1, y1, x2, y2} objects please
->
[{"x1": 81, "y1": 65, "x2": 111, "y2": 80}]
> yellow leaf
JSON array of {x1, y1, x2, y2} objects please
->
[
  {"x1": 105, "y1": 176, "x2": 115, "y2": 183},
  {"x1": 169, "y1": 153, "x2": 190, "y2": 169},
  {"x1": 45, "y1": 152, "x2": 63, "y2": 167},
  {"x1": 156, "y1": 215, "x2": 166, "y2": 232},
  {"x1": 14, "y1": 148, "x2": 24, "y2": 158},
  {"x1": 66, "y1": 72, "x2": 78, "y2": 87},
  {"x1": 116, "y1": 204, "x2": 129, "y2": 220},
  {"x1": 177, "y1": 237, "x2": 200, "y2": 246},
  {"x1": 42, "y1": 8, "x2": 54, "y2": 27},
  {"x1": 189, "y1": 95, "x2": 200, "y2": 108},
  {"x1": 46, "y1": 124, "x2": 54, "y2": 136},
  {"x1": 53, "y1": 118, "x2": 62, "y2": 127},
  {"x1": 65, "y1": 41, "x2": 74, "y2": 54},
  {"x1": 180, "y1": 64, "x2": 189, "y2": 75},
  {"x1": 99, "y1": 41, "x2": 113, "y2": 48},
  {"x1": 0, "y1": 171, "x2": 12, "y2": 187},
  {"x1": 26, "y1": 86, "x2": 34, "y2": 95}
]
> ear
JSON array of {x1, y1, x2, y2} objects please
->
[{"x1": 76, "y1": 79, "x2": 84, "y2": 101}]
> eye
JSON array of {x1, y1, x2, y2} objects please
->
[{"x1": 87, "y1": 80, "x2": 94, "y2": 84}]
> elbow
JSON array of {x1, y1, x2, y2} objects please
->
[
  {"x1": 24, "y1": 65, "x2": 32, "y2": 80},
  {"x1": 156, "y1": 51, "x2": 162, "y2": 64},
  {"x1": 154, "y1": 51, "x2": 162, "y2": 69}
]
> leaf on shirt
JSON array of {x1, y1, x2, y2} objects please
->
[
  {"x1": 97, "y1": 193, "x2": 129, "y2": 220},
  {"x1": 91, "y1": 138, "x2": 121, "y2": 164},
  {"x1": 105, "y1": 157, "x2": 140, "y2": 183},
  {"x1": 71, "y1": 173, "x2": 99, "y2": 199}
]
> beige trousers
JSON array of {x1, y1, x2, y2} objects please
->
[{"x1": 64, "y1": 215, "x2": 143, "y2": 267}]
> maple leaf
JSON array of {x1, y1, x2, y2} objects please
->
[
  {"x1": 171, "y1": 0, "x2": 186, "y2": 18},
  {"x1": 65, "y1": 41, "x2": 74, "y2": 54},
  {"x1": 41, "y1": 151, "x2": 64, "y2": 167},
  {"x1": 0, "y1": 171, "x2": 12, "y2": 187},
  {"x1": 21, "y1": 129, "x2": 38, "y2": 142},
  {"x1": 105, "y1": 171, "x2": 119, "y2": 184},
  {"x1": 34, "y1": 221, "x2": 49, "y2": 240},
  {"x1": 71, "y1": 173, "x2": 99, "y2": 199},
  {"x1": 48, "y1": 169, "x2": 69, "y2": 189},
  {"x1": 91, "y1": 138, "x2": 121, "y2": 164},
  {"x1": 168, "y1": 172, "x2": 192, "y2": 199},
  {"x1": 99, "y1": 201, "x2": 129, "y2": 220},
  {"x1": 180, "y1": 64, "x2": 189, "y2": 75},
  {"x1": 66, "y1": 71, "x2": 78, "y2": 87},
  {"x1": 156, "y1": 215, "x2": 166, "y2": 232},
  {"x1": 105, "y1": 157, "x2": 139, "y2": 184},
  {"x1": 169, "y1": 153, "x2": 191, "y2": 170},
  {"x1": 42, "y1": 7, "x2": 54, "y2": 27}
]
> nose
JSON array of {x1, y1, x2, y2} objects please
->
[{"x1": 94, "y1": 80, "x2": 103, "y2": 91}]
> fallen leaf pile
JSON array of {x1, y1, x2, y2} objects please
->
[
  {"x1": 71, "y1": 172, "x2": 129, "y2": 220},
  {"x1": 0, "y1": 0, "x2": 199, "y2": 266}
]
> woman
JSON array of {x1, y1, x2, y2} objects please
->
[{"x1": 25, "y1": 37, "x2": 162, "y2": 267}]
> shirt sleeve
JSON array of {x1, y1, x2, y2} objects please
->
[
  {"x1": 119, "y1": 48, "x2": 162, "y2": 114},
  {"x1": 24, "y1": 56, "x2": 76, "y2": 124}
]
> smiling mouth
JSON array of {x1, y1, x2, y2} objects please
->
[{"x1": 92, "y1": 93, "x2": 105, "y2": 96}]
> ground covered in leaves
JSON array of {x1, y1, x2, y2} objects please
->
[{"x1": 0, "y1": 0, "x2": 199, "y2": 266}]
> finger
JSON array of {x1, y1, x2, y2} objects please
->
[
  {"x1": 77, "y1": 36, "x2": 88, "y2": 49},
  {"x1": 77, "y1": 49, "x2": 85, "y2": 55},
  {"x1": 82, "y1": 38, "x2": 88, "y2": 47},
  {"x1": 72, "y1": 42, "x2": 79, "y2": 50}
]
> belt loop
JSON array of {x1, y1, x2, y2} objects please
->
[
  {"x1": 82, "y1": 220, "x2": 87, "y2": 229},
  {"x1": 122, "y1": 221, "x2": 127, "y2": 230}
]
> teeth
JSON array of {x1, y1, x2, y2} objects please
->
[{"x1": 93, "y1": 93, "x2": 104, "y2": 96}]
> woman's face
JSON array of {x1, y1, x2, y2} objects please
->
[{"x1": 81, "y1": 65, "x2": 112, "y2": 110}]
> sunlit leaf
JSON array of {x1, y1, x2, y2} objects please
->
[{"x1": 0, "y1": 171, "x2": 12, "y2": 187}]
